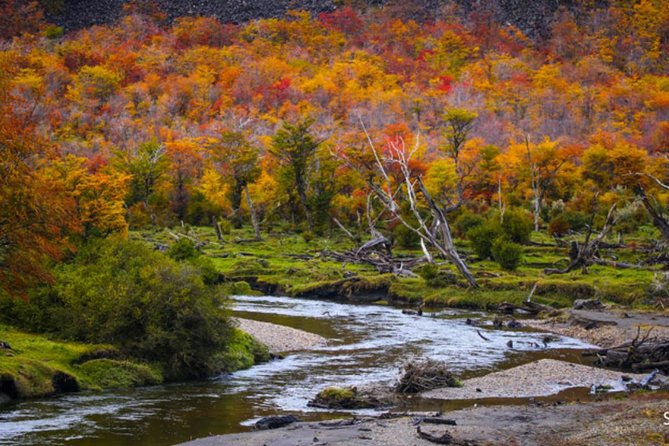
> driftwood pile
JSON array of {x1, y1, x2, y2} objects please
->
[
  {"x1": 322, "y1": 248, "x2": 425, "y2": 277},
  {"x1": 395, "y1": 360, "x2": 459, "y2": 393},
  {"x1": 585, "y1": 328, "x2": 669, "y2": 373}
]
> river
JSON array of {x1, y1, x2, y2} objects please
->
[{"x1": 0, "y1": 295, "x2": 591, "y2": 446}]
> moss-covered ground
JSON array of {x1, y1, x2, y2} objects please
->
[
  {"x1": 133, "y1": 225, "x2": 663, "y2": 311},
  {"x1": 0, "y1": 324, "x2": 267, "y2": 400},
  {"x1": 2, "y1": 225, "x2": 662, "y2": 401}
]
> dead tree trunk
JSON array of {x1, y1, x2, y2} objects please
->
[
  {"x1": 361, "y1": 127, "x2": 477, "y2": 288},
  {"x1": 526, "y1": 135, "x2": 541, "y2": 232},
  {"x1": 545, "y1": 202, "x2": 617, "y2": 275},
  {"x1": 639, "y1": 187, "x2": 669, "y2": 241},
  {"x1": 244, "y1": 184, "x2": 261, "y2": 241},
  {"x1": 212, "y1": 215, "x2": 223, "y2": 241}
]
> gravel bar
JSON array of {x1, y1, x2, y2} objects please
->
[
  {"x1": 235, "y1": 318, "x2": 326, "y2": 353},
  {"x1": 423, "y1": 359, "x2": 645, "y2": 400}
]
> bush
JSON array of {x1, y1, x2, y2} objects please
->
[
  {"x1": 416, "y1": 264, "x2": 458, "y2": 287},
  {"x1": 562, "y1": 211, "x2": 589, "y2": 232},
  {"x1": 454, "y1": 212, "x2": 485, "y2": 238},
  {"x1": 501, "y1": 209, "x2": 532, "y2": 244},
  {"x1": 23, "y1": 237, "x2": 233, "y2": 379},
  {"x1": 548, "y1": 215, "x2": 570, "y2": 237},
  {"x1": 491, "y1": 238, "x2": 522, "y2": 270},
  {"x1": 167, "y1": 238, "x2": 199, "y2": 261},
  {"x1": 393, "y1": 223, "x2": 420, "y2": 249},
  {"x1": 467, "y1": 222, "x2": 503, "y2": 259}
]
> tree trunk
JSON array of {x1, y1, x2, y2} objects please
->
[
  {"x1": 526, "y1": 134, "x2": 540, "y2": 232},
  {"x1": 212, "y1": 215, "x2": 223, "y2": 241},
  {"x1": 296, "y1": 181, "x2": 314, "y2": 231},
  {"x1": 435, "y1": 210, "x2": 478, "y2": 288},
  {"x1": 639, "y1": 188, "x2": 669, "y2": 241},
  {"x1": 418, "y1": 179, "x2": 478, "y2": 288},
  {"x1": 244, "y1": 184, "x2": 261, "y2": 241}
]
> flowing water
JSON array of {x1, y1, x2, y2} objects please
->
[{"x1": 0, "y1": 295, "x2": 592, "y2": 446}]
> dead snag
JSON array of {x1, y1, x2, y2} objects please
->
[{"x1": 545, "y1": 202, "x2": 617, "y2": 275}]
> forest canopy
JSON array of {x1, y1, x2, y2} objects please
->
[{"x1": 1, "y1": 0, "x2": 669, "y2": 295}]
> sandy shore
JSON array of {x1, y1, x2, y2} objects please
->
[
  {"x1": 178, "y1": 392, "x2": 669, "y2": 446},
  {"x1": 235, "y1": 318, "x2": 326, "y2": 353}
]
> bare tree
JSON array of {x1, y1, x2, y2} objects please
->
[
  {"x1": 359, "y1": 120, "x2": 478, "y2": 288},
  {"x1": 633, "y1": 166, "x2": 669, "y2": 241},
  {"x1": 545, "y1": 198, "x2": 618, "y2": 275}
]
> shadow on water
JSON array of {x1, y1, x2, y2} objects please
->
[{"x1": 0, "y1": 295, "x2": 600, "y2": 446}]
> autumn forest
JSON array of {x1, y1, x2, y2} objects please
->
[{"x1": 2, "y1": 1, "x2": 669, "y2": 443}]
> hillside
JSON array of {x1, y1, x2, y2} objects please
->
[{"x1": 43, "y1": 0, "x2": 590, "y2": 38}]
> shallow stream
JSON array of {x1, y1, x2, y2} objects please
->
[{"x1": 0, "y1": 295, "x2": 592, "y2": 446}]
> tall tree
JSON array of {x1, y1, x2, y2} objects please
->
[
  {"x1": 114, "y1": 140, "x2": 167, "y2": 226},
  {"x1": 212, "y1": 131, "x2": 262, "y2": 239},
  {"x1": 270, "y1": 119, "x2": 320, "y2": 231},
  {"x1": 441, "y1": 108, "x2": 478, "y2": 211},
  {"x1": 0, "y1": 85, "x2": 78, "y2": 296}
]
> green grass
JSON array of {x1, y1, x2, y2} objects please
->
[
  {"x1": 216, "y1": 328, "x2": 270, "y2": 372},
  {"x1": 0, "y1": 324, "x2": 131, "y2": 398},
  {"x1": 0, "y1": 323, "x2": 270, "y2": 400},
  {"x1": 132, "y1": 225, "x2": 665, "y2": 312},
  {"x1": 76, "y1": 359, "x2": 162, "y2": 389}
]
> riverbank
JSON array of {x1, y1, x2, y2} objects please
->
[
  {"x1": 0, "y1": 324, "x2": 267, "y2": 401},
  {"x1": 524, "y1": 308, "x2": 669, "y2": 348},
  {"x1": 178, "y1": 390, "x2": 669, "y2": 446},
  {"x1": 135, "y1": 226, "x2": 664, "y2": 313}
]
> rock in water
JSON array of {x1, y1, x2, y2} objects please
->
[{"x1": 254, "y1": 415, "x2": 298, "y2": 430}]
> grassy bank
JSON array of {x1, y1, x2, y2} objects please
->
[
  {"x1": 134, "y1": 226, "x2": 661, "y2": 311},
  {"x1": 0, "y1": 324, "x2": 268, "y2": 401}
]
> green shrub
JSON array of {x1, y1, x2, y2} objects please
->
[
  {"x1": 467, "y1": 223, "x2": 503, "y2": 259},
  {"x1": 416, "y1": 264, "x2": 458, "y2": 287},
  {"x1": 189, "y1": 256, "x2": 219, "y2": 285},
  {"x1": 491, "y1": 238, "x2": 522, "y2": 270},
  {"x1": 393, "y1": 223, "x2": 420, "y2": 249},
  {"x1": 219, "y1": 219, "x2": 233, "y2": 235},
  {"x1": 167, "y1": 238, "x2": 199, "y2": 261},
  {"x1": 227, "y1": 281, "x2": 255, "y2": 295},
  {"x1": 455, "y1": 212, "x2": 485, "y2": 238},
  {"x1": 25, "y1": 237, "x2": 233, "y2": 380},
  {"x1": 562, "y1": 211, "x2": 588, "y2": 232},
  {"x1": 501, "y1": 209, "x2": 532, "y2": 244}
]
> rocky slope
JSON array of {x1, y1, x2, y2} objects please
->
[{"x1": 45, "y1": 0, "x2": 601, "y2": 39}]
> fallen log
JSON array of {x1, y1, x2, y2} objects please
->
[
  {"x1": 591, "y1": 327, "x2": 669, "y2": 372},
  {"x1": 496, "y1": 301, "x2": 556, "y2": 316},
  {"x1": 476, "y1": 330, "x2": 491, "y2": 342},
  {"x1": 417, "y1": 426, "x2": 454, "y2": 445},
  {"x1": 632, "y1": 361, "x2": 669, "y2": 371},
  {"x1": 419, "y1": 417, "x2": 457, "y2": 426},
  {"x1": 322, "y1": 249, "x2": 426, "y2": 276},
  {"x1": 254, "y1": 415, "x2": 298, "y2": 430},
  {"x1": 416, "y1": 426, "x2": 477, "y2": 445}
]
